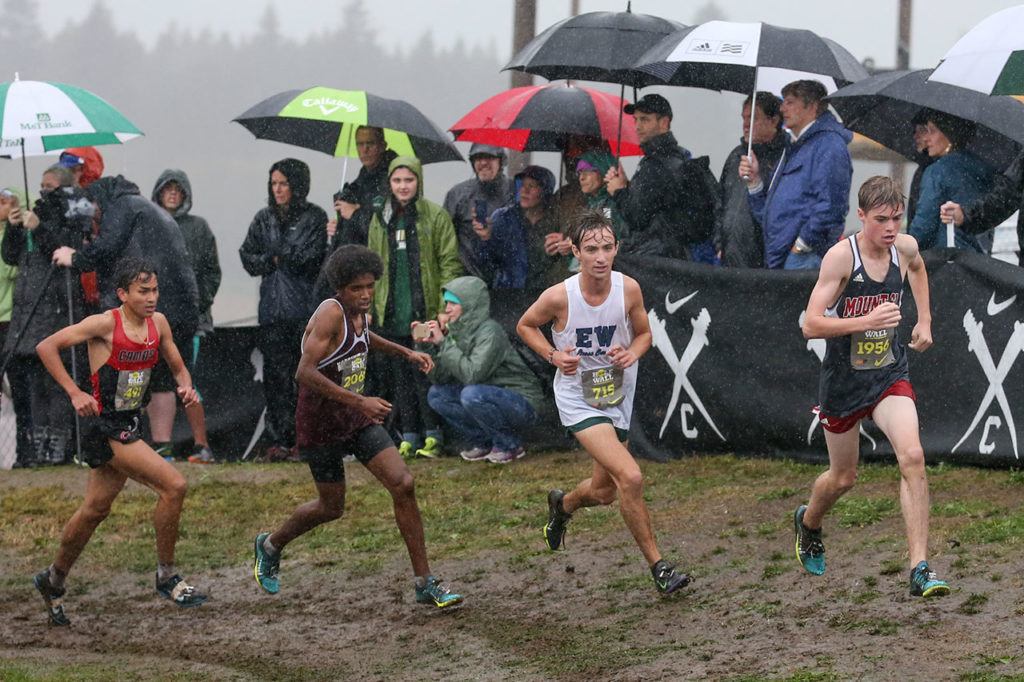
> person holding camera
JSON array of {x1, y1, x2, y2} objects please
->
[
  {"x1": 0, "y1": 186, "x2": 33, "y2": 467},
  {"x1": 367, "y1": 156, "x2": 462, "y2": 459},
  {"x1": 416, "y1": 276, "x2": 542, "y2": 464},
  {"x1": 2, "y1": 166, "x2": 93, "y2": 466}
]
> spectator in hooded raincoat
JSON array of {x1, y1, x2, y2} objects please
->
[
  {"x1": 151, "y1": 169, "x2": 222, "y2": 464},
  {"x1": 240, "y1": 159, "x2": 327, "y2": 461},
  {"x1": 367, "y1": 155, "x2": 462, "y2": 459},
  {"x1": 0, "y1": 185, "x2": 33, "y2": 467}
]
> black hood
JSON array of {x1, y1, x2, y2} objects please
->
[
  {"x1": 268, "y1": 158, "x2": 310, "y2": 208},
  {"x1": 85, "y1": 175, "x2": 141, "y2": 210}
]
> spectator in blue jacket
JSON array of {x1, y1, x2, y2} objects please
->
[
  {"x1": 738, "y1": 80, "x2": 853, "y2": 270},
  {"x1": 908, "y1": 110, "x2": 993, "y2": 254}
]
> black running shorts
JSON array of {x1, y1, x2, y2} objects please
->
[
  {"x1": 303, "y1": 424, "x2": 394, "y2": 483},
  {"x1": 81, "y1": 410, "x2": 144, "y2": 468}
]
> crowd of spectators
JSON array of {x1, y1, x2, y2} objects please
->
[{"x1": 2, "y1": 81, "x2": 1021, "y2": 467}]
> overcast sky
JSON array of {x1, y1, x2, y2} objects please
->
[{"x1": 35, "y1": 0, "x2": 1024, "y2": 70}]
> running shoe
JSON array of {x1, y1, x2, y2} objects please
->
[
  {"x1": 459, "y1": 445, "x2": 491, "y2": 462},
  {"x1": 33, "y1": 569, "x2": 70, "y2": 626},
  {"x1": 909, "y1": 561, "x2": 950, "y2": 598},
  {"x1": 793, "y1": 505, "x2": 826, "y2": 575},
  {"x1": 187, "y1": 444, "x2": 216, "y2": 464},
  {"x1": 414, "y1": 576, "x2": 463, "y2": 608},
  {"x1": 543, "y1": 489, "x2": 572, "y2": 551},
  {"x1": 398, "y1": 441, "x2": 416, "y2": 460},
  {"x1": 253, "y1": 532, "x2": 280, "y2": 594},
  {"x1": 155, "y1": 443, "x2": 174, "y2": 462},
  {"x1": 156, "y1": 574, "x2": 208, "y2": 607},
  {"x1": 486, "y1": 446, "x2": 525, "y2": 464},
  {"x1": 415, "y1": 436, "x2": 443, "y2": 459},
  {"x1": 651, "y1": 559, "x2": 691, "y2": 595}
]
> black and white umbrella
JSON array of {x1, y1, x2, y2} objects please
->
[
  {"x1": 635, "y1": 20, "x2": 867, "y2": 159},
  {"x1": 928, "y1": 5, "x2": 1024, "y2": 96},
  {"x1": 827, "y1": 69, "x2": 1024, "y2": 172}
]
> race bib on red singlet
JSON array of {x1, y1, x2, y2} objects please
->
[
  {"x1": 336, "y1": 353, "x2": 367, "y2": 394},
  {"x1": 581, "y1": 366, "x2": 625, "y2": 408},
  {"x1": 114, "y1": 369, "x2": 151, "y2": 411},
  {"x1": 850, "y1": 328, "x2": 895, "y2": 370}
]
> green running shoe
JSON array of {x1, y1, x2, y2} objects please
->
[
  {"x1": 156, "y1": 574, "x2": 208, "y2": 607},
  {"x1": 909, "y1": 561, "x2": 950, "y2": 597},
  {"x1": 651, "y1": 559, "x2": 691, "y2": 595},
  {"x1": 33, "y1": 569, "x2": 70, "y2": 626},
  {"x1": 253, "y1": 532, "x2": 280, "y2": 594},
  {"x1": 399, "y1": 441, "x2": 416, "y2": 460},
  {"x1": 543, "y1": 489, "x2": 572, "y2": 551},
  {"x1": 415, "y1": 576, "x2": 463, "y2": 608},
  {"x1": 415, "y1": 436, "x2": 443, "y2": 459},
  {"x1": 794, "y1": 505, "x2": 826, "y2": 575}
]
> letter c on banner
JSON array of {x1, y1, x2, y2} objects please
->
[
  {"x1": 680, "y1": 403, "x2": 698, "y2": 439},
  {"x1": 980, "y1": 415, "x2": 1002, "y2": 455}
]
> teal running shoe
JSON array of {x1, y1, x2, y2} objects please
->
[
  {"x1": 543, "y1": 489, "x2": 572, "y2": 551},
  {"x1": 909, "y1": 561, "x2": 950, "y2": 597},
  {"x1": 253, "y1": 532, "x2": 280, "y2": 595},
  {"x1": 415, "y1": 576, "x2": 463, "y2": 608},
  {"x1": 651, "y1": 559, "x2": 691, "y2": 595},
  {"x1": 794, "y1": 505, "x2": 826, "y2": 575},
  {"x1": 156, "y1": 574, "x2": 208, "y2": 607},
  {"x1": 33, "y1": 569, "x2": 70, "y2": 626}
]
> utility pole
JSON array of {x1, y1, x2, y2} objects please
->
[
  {"x1": 509, "y1": 0, "x2": 537, "y2": 173},
  {"x1": 892, "y1": 0, "x2": 912, "y2": 188}
]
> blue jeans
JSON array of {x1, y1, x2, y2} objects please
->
[
  {"x1": 783, "y1": 250, "x2": 822, "y2": 270},
  {"x1": 427, "y1": 384, "x2": 536, "y2": 451}
]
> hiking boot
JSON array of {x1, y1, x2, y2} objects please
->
[
  {"x1": 486, "y1": 445, "x2": 525, "y2": 464},
  {"x1": 651, "y1": 559, "x2": 691, "y2": 595},
  {"x1": 187, "y1": 444, "x2": 216, "y2": 464},
  {"x1": 909, "y1": 561, "x2": 950, "y2": 598},
  {"x1": 156, "y1": 574, "x2": 208, "y2": 607},
  {"x1": 793, "y1": 505, "x2": 826, "y2": 575},
  {"x1": 398, "y1": 441, "x2": 416, "y2": 460},
  {"x1": 543, "y1": 489, "x2": 572, "y2": 551},
  {"x1": 414, "y1": 576, "x2": 463, "y2": 608},
  {"x1": 415, "y1": 436, "x2": 443, "y2": 459},
  {"x1": 253, "y1": 532, "x2": 280, "y2": 594},
  {"x1": 33, "y1": 569, "x2": 70, "y2": 626},
  {"x1": 459, "y1": 445, "x2": 491, "y2": 462}
]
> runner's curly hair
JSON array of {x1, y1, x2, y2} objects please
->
[
  {"x1": 325, "y1": 244, "x2": 384, "y2": 291},
  {"x1": 569, "y1": 208, "x2": 617, "y2": 249},
  {"x1": 114, "y1": 257, "x2": 157, "y2": 292}
]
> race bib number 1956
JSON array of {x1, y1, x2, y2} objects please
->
[{"x1": 850, "y1": 328, "x2": 894, "y2": 370}]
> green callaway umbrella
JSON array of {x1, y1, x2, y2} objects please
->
[{"x1": 233, "y1": 87, "x2": 463, "y2": 164}]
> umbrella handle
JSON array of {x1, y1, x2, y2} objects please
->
[
  {"x1": 614, "y1": 83, "x2": 625, "y2": 163},
  {"x1": 742, "y1": 71, "x2": 757, "y2": 182},
  {"x1": 946, "y1": 221, "x2": 956, "y2": 248}
]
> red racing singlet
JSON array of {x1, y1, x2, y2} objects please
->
[{"x1": 90, "y1": 308, "x2": 160, "y2": 414}]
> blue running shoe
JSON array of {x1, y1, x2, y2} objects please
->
[
  {"x1": 794, "y1": 505, "x2": 826, "y2": 575},
  {"x1": 415, "y1": 576, "x2": 463, "y2": 608},
  {"x1": 156, "y1": 574, "x2": 207, "y2": 607},
  {"x1": 253, "y1": 532, "x2": 280, "y2": 594},
  {"x1": 909, "y1": 561, "x2": 950, "y2": 597}
]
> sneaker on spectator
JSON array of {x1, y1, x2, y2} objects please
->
[
  {"x1": 459, "y1": 445, "x2": 491, "y2": 462},
  {"x1": 399, "y1": 441, "x2": 416, "y2": 460},
  {"x1": 154, "y1": 443, "x2": 174, "y2": 462},
  {"x1": 415, "y1": 436, "x2": 443, "y2": 459},
  {"x1": 187, "y1": 444, "x2": 216, "y2": 464},
  {"x1": 486, "y1": 445, "x2": 525, "y2": 464}
]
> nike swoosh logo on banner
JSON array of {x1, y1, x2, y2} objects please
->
[
  {"x1": 988, "y1": 293, "x2": 1018, "y2": 316},
  {"x1": 665, "y1": 291, "x2": 698, "y2": 314}
]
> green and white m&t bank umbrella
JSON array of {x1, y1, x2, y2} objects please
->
[
  {"x1": 233, "y1": 87, "x2": 463, "y2": 166},
  {"x1": 0, "y1": 76, "x2": 142, "y2": 158},
  {"x1": 929, "y1": 6, "x2": 1024, "y2": 95}
]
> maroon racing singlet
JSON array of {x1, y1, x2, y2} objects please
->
[
  {"x1": 90, "y1": 307, "x2": 160, "y2": 414},
  {"x1": 295, "y1": 299, "x2": 374, "y2": 448}
]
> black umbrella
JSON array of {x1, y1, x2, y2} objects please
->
[
  {"x1": 827, "y1": 69, "x2": 1024, "y2": 172},
  {"x1": 504, "y1": 5, "x2": 685, "y2": 87}
]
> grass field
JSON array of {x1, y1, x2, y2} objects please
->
[{"x1": 3, "y1": 451, "x2": 1024, "y2": 681}]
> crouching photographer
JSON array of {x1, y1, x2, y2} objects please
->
[{"x1": 1, "y1": 165, "x2": 93, "y2": 466}]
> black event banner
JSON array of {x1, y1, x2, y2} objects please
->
[{"x1": 190, "y1": 249, "x2": 1024, "y2": 468}]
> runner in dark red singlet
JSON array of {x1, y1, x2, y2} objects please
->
[
  {"x1": 253, "y1": 245, "x2": 463, "y2": 609},
  {"x1": 31, "y1": 258, "x2": 207, "y2": 626}
]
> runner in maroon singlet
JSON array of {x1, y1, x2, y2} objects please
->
[
  {"x1": 253, "y1": 245, "x2": 463, "y2": 609},
  {"x1": 31, "y1": 258, "x2": 207, "y2": 626}
]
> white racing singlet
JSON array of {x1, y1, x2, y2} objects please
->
[{"x1": 551, "y1": 271, "x2": 637, "y2": 430}]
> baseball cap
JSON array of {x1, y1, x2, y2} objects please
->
[{"x1": 624, "y1": 94, "x2": 673, "y2": 119}]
